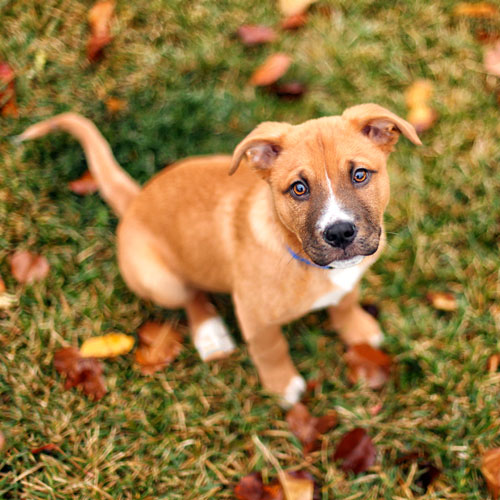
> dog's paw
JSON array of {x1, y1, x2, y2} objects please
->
[
  {"x1": 194, "y1": 317, "x2": 237, "y2": 362},
  {"x1": 280, "y1": 375, "x2": 306, "y2": 408}
]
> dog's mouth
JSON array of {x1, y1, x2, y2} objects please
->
[
  {"x1": 307, "y1": 242, "x2": 379, "y2": 268},
  {"x1": 327, "y1": 255, "x2": 364, "y2": 269}
]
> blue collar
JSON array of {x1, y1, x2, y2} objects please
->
[{"x1": 287, "y1": 246, "x2": 333, "y2": 270}]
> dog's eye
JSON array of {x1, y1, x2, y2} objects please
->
[
  {"x1": 352, "y1": 168, "x2": 369, "y2": 185},
  {"x1": 290, "y1": 181, "x2": 309, "y2": 198}
]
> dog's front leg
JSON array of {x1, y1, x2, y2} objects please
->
[
  {"x1": 234, "y1": 295, "x2": 305, "y2": 406},
  {"x1": 328, "y1": 285, "x2": 384, "y2": 347}
]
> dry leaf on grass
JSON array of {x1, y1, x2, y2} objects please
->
[
  {"x1": 278, "y1": 0, "x2": 316, "y2": 17},
  {"x1": 344, "y1": 344, "x2": 392, "y2": 389},
  {"x1": 333, "y1": 428, "x2": 376, "y2": 474},
  {"x1": 482, "y1": 448, "x2": 500, "y2": 499},
  {"x1": 135, "y1": 322, "x2": 183, "y2": 374},
  {"x1": 487, "y1": 354, "x2": 500, "y2": 372},
  {"x1": 453, "y1": 2, "x2": 498, "y2": 17},
  {"x1": 68, "y1": 170, "x2": 98, "y2": 195},
  {"x1": 87, "y1": 0, "x2": 115, "y2": 62},
  {"x1": 234, "y1": 472, "x2": 282, "y2": 499},
  {"x1": 286, "y1": 402, "x2": 337, "y2": 453},
  {"x1": 10, "y1": 250, "x2": 50, "y2": 284},
  {"x1": 0, "y1": 62, "x2": 18, "y2": 117},
  {"x1": 80, "y1": 333, "x2": 134, "y2": 358},
  {"x1": 427, "y1": 291, "x2": 457, "y2": 311},
  {"x1": 54, "y1": 347, "x2": 107, "y2": 400},
  {"x1": 281, "y1": 13, "x2": 308, "y2": 30},
  {"x1": 0, "y1": 432, "x2": 4, "y2": 451},
  {"x1": 237, "y1": 25, "x2": 277, "y2": 46},
  {"x1": 270, "y1": 81, "x2": 307, "y2": 99},
  {"x1": 31, "y1": 443, "x2": 63, "y2": 456},
  {"x1": 0, "y1": 277, "x2": 5, "y2": 294},
  {"x1": 405, "y1": 80, "x2": 437, "y2": 133},
  {"x1": 105, "y1": 97, "x2": 127, "y2": 113},
  {"x1": 250, "y1": 53, "x2": 292, "y2": 86},
  {"x1": 485, "y1": 42, "x2": 500, "y2": 76}
]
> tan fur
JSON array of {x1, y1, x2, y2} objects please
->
[{"x1": 19, "y1": 104, "x2": 420, "y2": 405}]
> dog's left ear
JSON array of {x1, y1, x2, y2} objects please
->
[
  {"x1": 229, "y1": 121, "x2": 292, "y2": 175},
  {"x1": 342, "y1": 103, "x2": 422, "y2": 153}
]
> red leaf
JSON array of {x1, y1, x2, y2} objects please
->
[
  {"x1": 237, "y1": 25, "x2": 277, "y2": 46},
  {"x1": 54, "y1": 347, "x2": 107, "y2": 400},
  {"x1": 87, "y1": 0, "x2": 115, "y2": 62},
  {"x1": 281, "y1": 13, "x2": 308, "y2": 30},
  {"x1": 333, "y1": 428, "x2": 376, "y2": 474},
  {"x1": 31, "y1": 443, "x2": 62, "y2": 456},
  {"x1": 9, "y1": 250, "x2": 50, "y2": 284},
  {"x1": 235, "y1": 472, "x2": 265, "y2": 500},
  {"x1": 135, "y1": 322, "x2": 183, "y2": 374},
  {"x1": 250, "y1": 54, "x2": 292, "y2": 87},
  {"x1": 68, "y1": 170, "x2": 99, "y2": 195},
  {"x1": 344, "y1": 344, "x2": 392, "y2": 389},
  {"x1": 0, "y1": 62, "x2": 18, "y2": 117},
  {"x1": 270, "y1": 81, "x2": 307, "y2": 100},
  {"x1": 286, "y1": 403, "x2": 337, "y2": 453}
]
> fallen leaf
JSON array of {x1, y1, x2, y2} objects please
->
[
  {"x1": 453, "y1": 2, "x2": 498, "y2": 17},
  {"x1": 333, "y1": 428, "x2": 376, "y2": 474},
  {"x1": 270, "y1": 81, "x2": 307, "y2": 99},
  {"x1": 482, "y1": 448, "x2": 500, "y2": 499},
  {"x1": 0, "y1": 276, "x2": 5, "y2": 294},
  {"x1": 135, "y1": 322, "x2": 183, "y2": 374},
  {"x1": 278, "y1": 0, "x2": 316, "y2": 17},
  {"x1": 405, "y1": 80, "x2": 434, "y2": 108},
  {"x1": 344, "y1": 344, "x2": 392, "y2": 389},
  {"x1": 285, "y1": 471, "x2": 320, "y2": 500},
  {"x1": 427, "y1": 291, "x2": 458, "y2": 312},
  {"x1": 396, "y1": 451, "x2": 441, "y2": 492},
  {"x1": 68, "y1": 170, "x2": 98, "y2": 195},
  {"x1": 0, "y1": 62, "x2": 18, "y2": 117},
  {"x1": 485, "y1": 42, "x2": 500, "y2": 76},
  {"x1": 407, "y1": 105, "x2": 437, "y2": 133},
  {"x1": 286, "y1": 402, "x2": 337, "y2": 453},
  {"x1": 476, "y1": 28, "x2": 500, "y2": 44},
  {"x1": 54, "y1": 347, "x2": 107, "y2": 400},
  {"x1": 0, "y1": 432, "x2": 4, "y2": 451},
  {"x1": 105, "y1": 97, "x2": 127, "y2": 113},
  {"x1": 80, "y1": 333, "x2": 135, "y2": 358},
  {"x1": 10, "y1": 250, "x2": 50, "y2": 284},
  {"x1": 280, "y1": 472, "x2": 313, "y2": 500},
  {"x1": 31, "y1": 443, "x2": 62, "y2": 456},
  {"x1": 87, "y1": 0, "x2": 115, "y2": 62},
  {"x1": 237, "y1": 25, "x2": 277, "y2": 46},
  {"x1": 234, "y1": 472, "x2": 284, "y2": 500},
  {"x1": 281, "y1": 13, "x2": 308, "y2": 30},
  {"x1": 487, "y1": 354, "x2": 500, "y2": 372},
  {"x1": 250, "y1": 53, "x2": 292, "y2": 86}
]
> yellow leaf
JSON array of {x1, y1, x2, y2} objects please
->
[
  {"x1": 405, "y1": 80, "x2": 434, "y2": 108},
  {"x1": 80, "y1": 333, "x2": 135, "y2": 358},
  {"x1": 278, "y1": 0, "x2": 316, "y2": 17},
  {"x1": 453, "y1": 2, "x2": 498, "y2": 18},
  {"x1": 280, "y1": 472, "x2": 314, "y2": 500}
]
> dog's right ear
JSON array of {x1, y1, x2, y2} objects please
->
[{"x1": 229, "y1": 122, "x2": 292, "y2": 175}]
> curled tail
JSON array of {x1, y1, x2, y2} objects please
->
[{"x1": 15, "y1": 113, "x2": 140, "y2": 217}]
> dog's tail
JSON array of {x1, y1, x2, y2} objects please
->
[{"x1": 14, "y1": 113, "x2": 140, "y2": 217}]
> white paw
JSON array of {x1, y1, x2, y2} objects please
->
[
  {"x1": 281, "y1": 375, "x2": 306, "y2": 408},
  {"x1": 368, "y1": 330, "x2": 384, "y2": 347},
  {"x1": 194, "y1": 317, "x2": 236, "y2": 362}
]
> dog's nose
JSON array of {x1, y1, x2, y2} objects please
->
[{"x1": 323, "y1": 221, "x2": 357, "y2": 248}]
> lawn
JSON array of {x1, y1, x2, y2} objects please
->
[{"x1": 1, "y1": 0, "x2": 500, "y2": 498}]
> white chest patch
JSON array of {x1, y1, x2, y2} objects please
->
[{"x1": 310, "y1": 261, "x2": 368, "y2": 311}]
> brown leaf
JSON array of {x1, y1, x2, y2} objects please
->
[
  {"x1": 10, "y1": 250, "x2": 50, "y2": 284},
  {"x1": 31, "y1": 443, "x2": 62, "y2": 456},
  {"x1": 278, "y1": 0, "x2": 316, "y2": 17},
  {"x1": 0, "y1": 276, "x2": 5, "y2": 294},
  {"x1": 485, "y1": 42, "x2": 500, "y2": 76},
  {"x1": 235, "y1": 472, "x2": 284, "y2": 500},
  {"x1": 487, "y1": 354, "x2": 500, "y2": 372},
  {"x1": 54, "y1": 347, "x2": 107, "y2": 400},
  {"x1": 333, "y1": 428, "x2": 376, "y2": 474},
  {"x1": 482, "y1": 449, "x2": 500, "y2": 500},
  {"x1": 135, "y1": 322, "x2": 183, "y2": 374},
  {"x1": 280, "y1": 472, "x2": 313, "y2": 500},
  {"x1": 237, "y1": 25, "x2": 277, "y2": 46},
  {"x1": 270, "y1": 81, "x2": 307, "y2": 99},
  {"x1": 344, "y1": 344, "x2": 392, "y2": 390},
  {"x1": 286, "y1": 402, "x2": 337, "y2": 453},
  {"x1": 281, "y1": 13, "x2": 308, "y2": 30},
  {"x1": 87, "y1": 0, "x2": 115, "y2": 62},
  {"x1": 250, "y1": 53, "x2": 292, "y2": 87},
  {"x1": 0, "y1": 62, "x2": 18, "y2": 117},
  {"x1": 453, "y1": 2, "x2": 498, "y2": 17},
  {"x1": 476, "y1": 28, "x2": 500, "y2": 44},
  {"x1": 68, "y1": 170, "x2": 98, "y2": 195},
  {"x1": 0, "y1": 431, "x2": 4, "y2": 451},
  {"x1": 105, "y1": 97, "x2": 127, "y2": 113},
  {"x1": 427, "y1": 291, "x2": 458, "y2": 312},
  {"x1": 285, "y1": 471, "x2": 320, "y2": 500}
]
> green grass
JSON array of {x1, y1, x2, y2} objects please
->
[{"x1": 1, "y1": 0, "x2": 500, "y2": 498}]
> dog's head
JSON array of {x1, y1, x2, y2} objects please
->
[{"x1": 230, "y1": 103, "x2": 421, "y2": 268}]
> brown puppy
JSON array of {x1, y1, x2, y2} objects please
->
[{"x1": 17, "y1": 104, "x2": 420, "y2": 405}]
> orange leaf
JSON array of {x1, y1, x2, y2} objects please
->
[
  {"x1": 286, "y1": 402, "x2": 337, "y2": 453},
  {"x1": 278, "y1": 0, "x2": 316, "y2": 17},
  {"x1": 54, "y1": 347, "x2": 107, "y2": 400},
  {"x1": 0, "y1": 62, "x2": 18, "y2": 117},
  {"x1": 105, "y1": 97, "x2": 127, "y2": 113},
  {"x1": 0, "y1": 276, "x2": 5, "y2": 294},
  {"x1": 0, "y1": 431, "x2": 4, "y2": 451},
  {"x1": 237, "y1": 25, "x2": 277, "y2": 46},
  {"x1": 487, "y1": 354, "x2": 500, "y2": 372},
  {"x1": 68, "y1": 170, "x2": 98, "y2": 195},
  {"x1": 482, "y1": 449, "x2": 500, "y2": 499},
  {"x1": 31, "y1": 443, "x2": 63, "y2": 456},
  {"x1": 344, "y1": 344, "x2": 392, "y2": 389},
  {"x1": 10, "y1": 250, "x2": 50, "y2": 284},
  {"x1": 453, "y1": 2, "x2": 498, "y2": 17},
  {"x1": 80, "y1": 333, "x2": 134, "y2": 358},
  {"x1": 333, "y1": 428, "x2": 376, "y2": 474},
  {"x1": 281, "y1": 13, "x2": 308, "y2": 30},
  {"x1": 485, "y1": 42, "x2": 500, "y2": 76},
  {"x1": 407, "y1": 105, "x2": 437, "y2": 133},
  {"x1": 427, "y1": 291, "x2": 457, "y2": 311},
  {"x1": 87, "y1": 0, "x2": 115, "y2": 62},
  {"x1": 135, "y1": 322, "x2": 183, "y2": 374},
  {"x1": 250, "y1": 53, "x2": 292, "y2": 86}
]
